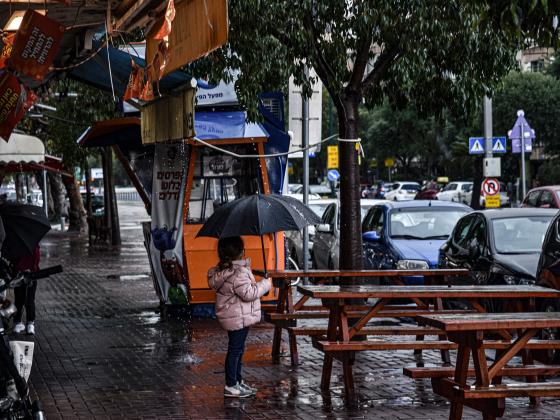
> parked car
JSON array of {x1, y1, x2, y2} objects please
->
[
  {"x1": 535, "y1": 211, "x2": 560, "y2": 362},
  {"x1": 374, "y1": 181, "x2": 393, "y2": 199},
  {"x1": 415, "y1": 187, "x2": 440, "y2": 200},
  {"x1": 460, "y1": 181, "x2": 510, "y2": 207},
  {"x1": 313, "y1": 199, "x2": 386, "y2": 269},
  {"x1": 81, "y1": 192, "x2": 104, "y2": 214},
  {"x1": 362, "y1": 201, "x2": 470, "y2": 283},
  {"x1": 288, "y1": 183, "x2": 303, "y2": 194},
  {"x1": 522, "y1": 186, "x2": 560, "y2": 209},
  {"x1": 285, "y1": 199, "x2": 336, "y2": 268},
  {"x1": 384, "y1": 182, "x2": 421, "y2": 201},
  {"x1": 291, "y1": 184, "x2": 335, "y2": 198},
  {"x1": 436, "y1": 182, "x2": 473, "y2": 203},
  {"x1": 439, "y1": 208, "x2": 557, "y2": 291}
]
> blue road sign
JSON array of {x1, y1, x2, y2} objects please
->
[
  {"x1": 491, "y1": 137, "x2": 507, "y2": 153},
  {"x1": 327, "y1": 169, "x2": 340, "y2": 182},
  {"x1": 469, "y1": 137, "x2": 485, "y2": 155}
]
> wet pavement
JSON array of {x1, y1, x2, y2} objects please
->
[{"x1": 21, "y1": 202, "x2": 560, "y2": 419}]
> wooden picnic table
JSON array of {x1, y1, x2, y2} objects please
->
[
  {"x1": 262, "y1": 269, "x2": 469, "y2": 365},
  {"x1": 418, "y1": 312, "x2": 560, "y2": 420},
  {"x1": 298, "y1": 284, "x2": 560, "y2": 401}
]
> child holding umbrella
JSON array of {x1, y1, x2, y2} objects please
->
[{"x1": 208, "y1": 236, "x2": 272, "y2": 398}]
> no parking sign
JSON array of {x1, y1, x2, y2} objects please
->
[{"x1": 482, "y1": 178, "x2": 500, "y2": 208}]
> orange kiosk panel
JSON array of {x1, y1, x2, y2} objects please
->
[{"x1": 182, "y1": 138, "x2": 283, "y2": 304}]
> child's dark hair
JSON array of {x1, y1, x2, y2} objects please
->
[{"x1": 217, "y1": 236, "x2": 244, "y2": 271}]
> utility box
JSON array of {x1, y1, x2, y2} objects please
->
[{"x1": 483, "y1": 157, "x2": 501, "y2": 177}]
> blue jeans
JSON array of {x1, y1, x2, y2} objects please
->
[{"x1": 225, "y1": 327, "x2": 249, "y2": 387}]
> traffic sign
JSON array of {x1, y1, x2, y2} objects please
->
[
  {"x1": 469, "y1": 137, "x2": 485, "y2": 154},
  {"x1": 491, "y1": 137, "x2": 507, "y2": 153},
  {"x1": 485, "y1": 195, "x2": 500, "y2": 208},
  {"x1": 327, "y1": 145, "x2": 338, "y2": 169},
  {"x1": 512, "y1": 138, "x2": 533, "y2": 154},
  {"x1": 482, "y1": 178, "x2": 500, "y2": 196},
  {"x1": 384, "y1": 158, "x2": 395, "y2": 168},
  {"x1": 327, "y1": 169, "x2": 340, "y2": 182}
]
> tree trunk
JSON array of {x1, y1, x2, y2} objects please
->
[
  {"x1": 338, "y1": 95, "x2": 363, "y2": 272},
  {"x1": 470, "y1": 157, "x2": 483, "y2": 210},
  {"x1": 48, "y1": 173, "x2": 64, "y2": 222},
  {"x1": 15, "y1": 174, "x2": 24, "y2": 202},
  {"x1": 64, "y1": 178, "x2": 87, "y2": 232},
  {"x1": 85, "y1": 163, "x2": 92, "y2": 217},
  {"x1": 102, "y1": 148, "x2": 121, "y2": 245}
]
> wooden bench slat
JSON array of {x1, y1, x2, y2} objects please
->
[
  {"x1": 455, "y1": 381, "x2": 560, "y2": 399},
  {"x1": 268, "y1": 309, "x2": 474, "y2": 321},
  {"x1": 315, "y1": 339, "x2": 560, "y2": 352},
  {"x1": 289, "y1": 326, "x2": 443, "y2": 336},
  {"x1": 404, "y1": 365, "x2": 560, "y2": 379},
  {"x1": 315, "y1": 340, "x2": 457, "y2": 351}
]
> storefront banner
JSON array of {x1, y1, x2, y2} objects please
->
[
  {"x1": 196, "y1": 79, "x2": 238, "y2": 107},
  {"x1": 9, "y1": 10, "x2": 65, "y2": 80},
  {"x1": 0, "y1": 72, "x2": 36, "y2": 141},
  {"x1": 0, "y1": 34, "x2": 14, "y2": 69},
  {"x1": 148, "y1": 142, "x2": 188, "y2": 304}
]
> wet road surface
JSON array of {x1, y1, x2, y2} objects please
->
[{"x1": 20, "y1": 202, "x2": 560, "y2": 419}]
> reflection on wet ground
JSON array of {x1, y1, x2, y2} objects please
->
[{"x1": 26, "y1": 203, "x2": 560, "y2": 419}]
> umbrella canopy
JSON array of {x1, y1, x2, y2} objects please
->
[
  {"x1": 196, "y1": 194, "x2": 322, "y2": 239},
  {"x1": 0, "y1": 203, "x2": 50, "y2": 260}
]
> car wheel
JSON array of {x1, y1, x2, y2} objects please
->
[{"x1": 536, "y1": 298, "x2": 560, "y2": 364}]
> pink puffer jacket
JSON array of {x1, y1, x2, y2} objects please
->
[{"x1": 208, "y1": 259, "x2": 271, "y2": 331}]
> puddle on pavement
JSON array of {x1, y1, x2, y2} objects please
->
[{"x1": 107, "y1": 274, "x2": 151, "y2": 281}]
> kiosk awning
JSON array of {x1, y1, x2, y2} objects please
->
[
  {"x1": 77, "y1": 117, "x2": 141, "y2": 149},
  {"x1": 0, "y1": 133, "x2": 45, "y2": 164}
]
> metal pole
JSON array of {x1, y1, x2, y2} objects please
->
[
  {"x1": 521, "y1": 121, "x2": 527, "y2": 198},
  {"x1": 302, "y1": 68, "x2": 310, "y2": 272},
  {"x1": 484, "y1": 96, "x2": 493, "y2": 160},
  {"x1": 42, "y1": 169, "x2": 48, "y2": 217}
]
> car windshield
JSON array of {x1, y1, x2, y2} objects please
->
[
  {"x1": 390, "y1": 208, "x2": 468, "y2": 240},
  {"x1": 308, "y1": 203, "x2": 330, "y2": 218},
  {"x1": 492, "y1": 216, "x2": 553, "y2": 254},
  {"x1": 360, "y1": 205, "x2": 372, "y2": 220},
  {"x1": 402, "y1": 184, "x2": 420, "y2": 192}
]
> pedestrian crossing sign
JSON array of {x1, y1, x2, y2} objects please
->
[
  {"x1": 469, "y1": 137, "x2": 485, "y2": 155},
  {"x1": 492, "y1": 137, "x2": 507, "y2": 153}
]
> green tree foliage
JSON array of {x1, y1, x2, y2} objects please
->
[
  {"x1": 44, "y1": 81, "x2": 119, "y2": 168},
  {"x1": 190, "y1": 1, "x2": 557, "y2": 269},
  {"x1": 493, "y1": 71, "x2": 560, "y2": 155}
]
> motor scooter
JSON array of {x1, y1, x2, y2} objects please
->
[{"x1": 0, "y1": 261, "x2": 62, "y2": 420}]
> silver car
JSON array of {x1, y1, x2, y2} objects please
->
[
  {"x1": 312, "y1": 199, "x2": 386, "y2": 269},
  {"x1": 284, "y1": 199, "x2": 336, "y2": 268}
]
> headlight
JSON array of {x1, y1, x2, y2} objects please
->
[
  {"x1": 503, "y1": 275, "x2": 534, "y2": 285},
  {"x1": 396, "y1": 259, "x2": 429, "y2": 270}
]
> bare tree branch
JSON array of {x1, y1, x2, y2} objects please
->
[
  {"x1": 303, "y1": 11, "x2": 343, "y2": 109},
  {"x1": 362, "y1": 46, "x2": 401, "y2": 90},
  {"x1": 348, "y1": 36, "x2": 373, "y2": 91}
]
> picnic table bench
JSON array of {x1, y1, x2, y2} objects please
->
[
  {"x1": 262, "y1": 269, "x2": 469, "y2": 365},
  {"x1": 298, "y1": 284, "x2": 560, "y2": 402},
  {"x1": 417, "y1": 312, "x2": 560, "y2": 420}
]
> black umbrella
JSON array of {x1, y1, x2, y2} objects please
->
[
  {"x1": 0, "y1": 203, "x2": 50, "y2": 260},
  {"x1": 197, "y1": 194, "x2": 322, "y2": 273}
]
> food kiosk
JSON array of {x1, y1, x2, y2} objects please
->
[{"x1": 182, "y1": 111, "x2": 284, "y2": 303}]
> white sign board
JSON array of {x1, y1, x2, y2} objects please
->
[{"x1": 288, "y1": 69, "x2": 322, "y2": 158}]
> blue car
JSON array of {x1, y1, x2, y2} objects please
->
[{"x1": 361, "y1": 200, "x2": 471, "y2": 284}]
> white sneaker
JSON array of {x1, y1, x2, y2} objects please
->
[
  {"x1": 26, "y1": 323, "x2": 35, "y2": 335},
  {"x1": 13, "y1": 323, "x2": 25, "y2": 334},
  {"x1": 224, "y1": 383, "x2": 253, "y2": 398},
  {"x1": 238, "y1": 380, "x2": 257, "y2": 394}
]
